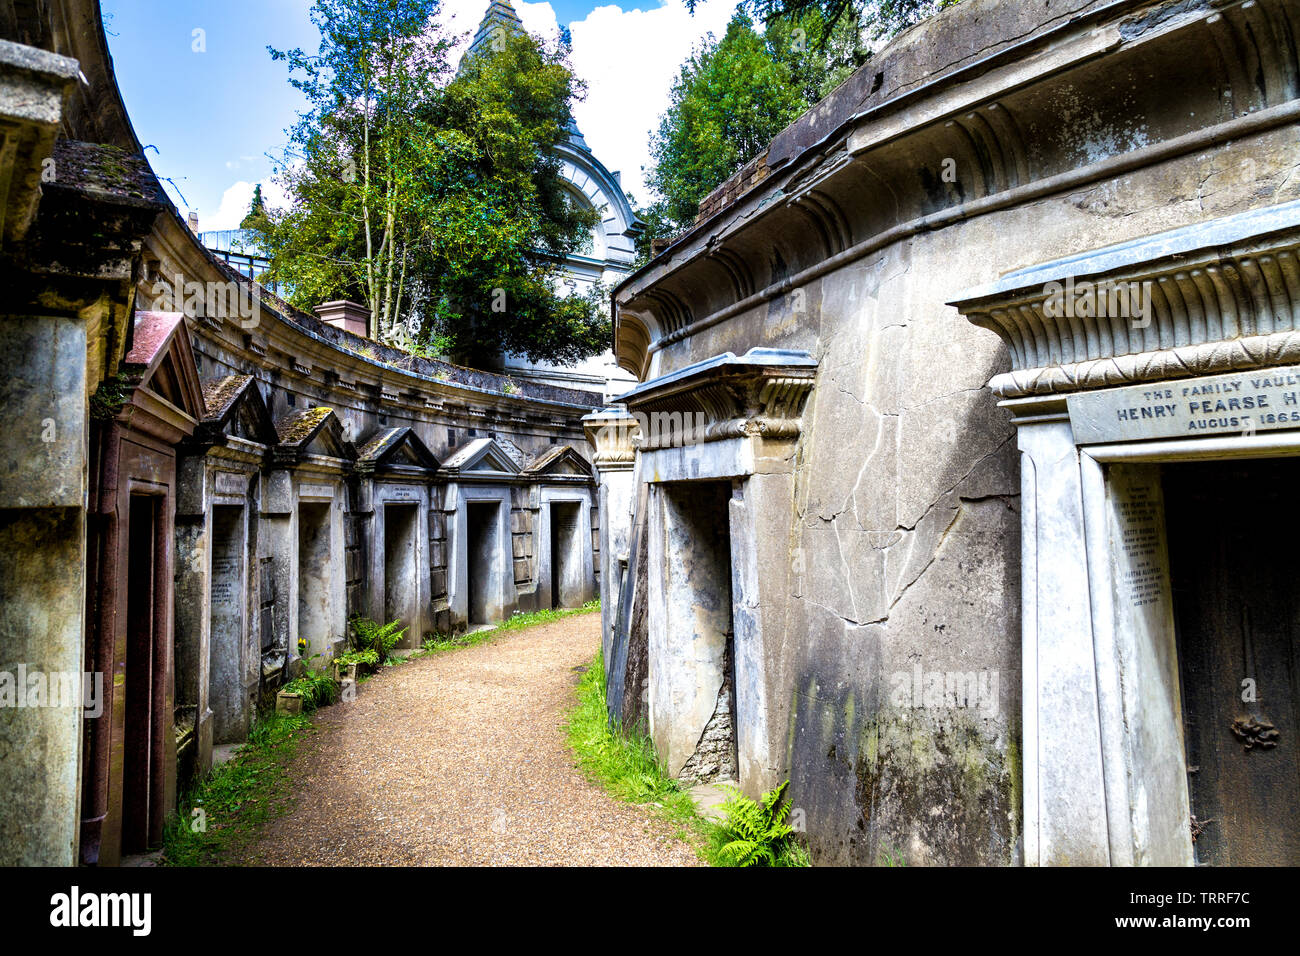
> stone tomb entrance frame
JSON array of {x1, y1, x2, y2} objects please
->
[
  {"x1": 548, "y1": 501, "x2": 582, "y2": 607},
  {"x1": 621, "y1": 348, "x2": 817, "y2": 797},
  {"x1": 648, "y1": 480, "x2": 738, "y2": 783},
  {"x1": 268, "y1": 407, "x2": 355, "y2": 668},
  {"x1": 536, "y1": 485, "x2": 595, "y2": 611},
  {"x1": 81, "y1": 312, "x2": 202, "y2": 866},
  {"x1": 373, "y1": 485, "x2": 429, "y2": 643},
  {"x1": 356, "y1": 427, "x2": 440, "y2": 647},
  {"x1": 295, "y1": 489, "x2": 344, "y2": 660},
  {"x1": 453, "y1": 488, "x2": 513, "y2": 627},
  {"x1": 951, "y1": 202, "x2": 1300, "y2": 866},
  {"x1": 442, "y1": 438, "x2": 528, "y2": 631},
  {"x1": 174, "y1": 374, "x2": 276, "y2": 776},
  {"x1": 1009, "y1": 408, "x2": 1300, "y2": 866}
]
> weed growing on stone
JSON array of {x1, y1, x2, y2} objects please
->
[
  {"x1": 281, "y1": 666, "x2": 339, "y2": 712},
  {"x1": 162, "y1": 712, "x2": 312, "y2": 866},
  {"x1": 567, "y1": 650, "x2": 811, "y2": 867},
  {"x1": 349, "y1": 616, "x2": 407, "y2": 664},
  {"x1": 702, "y1": 780, "x2": 809, "y2": 867}
]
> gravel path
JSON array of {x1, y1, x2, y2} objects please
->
[{"x1": 233, "y1": 611, "x2": 701, "y2": 866}]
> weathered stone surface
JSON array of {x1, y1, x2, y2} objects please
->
[{"x1": 611, "y1": 0, "x2": 1300, "y2": 867}]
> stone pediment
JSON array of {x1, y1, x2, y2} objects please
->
[
  {"x1": 273, "y1": 406, "x2": 355, "y2": 465},
  {"x1": 355, "y1": 426, "x2": 439, "y2": 475},
  {"x1": 115, "y1": 312, "x2": 204, "y2": 444},
  {"x1": 950, "y1": 200, "x2": 1300, "y2": 399},
  {"x1": 441, "y1": 436, "x2": 521, "y2": 477},
  {"x1": 191, "y1": 374, "x2": 277, "y2": 449},
  {"x1": 123, "y1": 312, "x2": 206, "y2": 418},
  {"x1": 619, "y1": 347, "x2": 817, "y2": 451},
  {"x1": 522, "y1": 445, "x2": 593, "y2": 478}
]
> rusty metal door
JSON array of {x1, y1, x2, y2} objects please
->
[{"x1": 1165, "y1": 458, "x2": 1300, "y2": 866}]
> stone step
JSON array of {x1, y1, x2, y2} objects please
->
[{"x1": 688, "y1": 779, "x2": 739, "y2": 823}]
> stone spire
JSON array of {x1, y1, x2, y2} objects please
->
[{"x1": 465, "y1": 0, "x2": 524, "y2": 61}]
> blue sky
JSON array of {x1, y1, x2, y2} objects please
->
[{"x1": 101, "y1": 0, "x2": 741, "y2": 230}]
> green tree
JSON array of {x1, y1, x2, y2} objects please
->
[
  {"x1": 645, "y1": 7, "x2": 860, "y2": 235},
  {"x1": 690, "y1": 0, "x2": 962, "y2": 46},
  {"x1": 240, "y1": 184, "x2": 267, "y2": 230},
  {"x1": 255, "y1": 0, "x2": 603, "y2": 367}
]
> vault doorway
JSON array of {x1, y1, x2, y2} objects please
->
[
  {"x1": 467, "y1": 501, "x2": 502, "y2": 626},
  {"x1": 1165, "y1": 457, "x2": 1300, "y2": 865}
]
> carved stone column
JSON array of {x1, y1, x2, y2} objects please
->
[{"x1": 582, "y1": 408, "x2": 640, "y2": 663}]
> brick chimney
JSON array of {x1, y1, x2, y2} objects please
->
[
  {"x1": 187, "y1": 210, "x2": 199, "y2": 234},
  {"x1": 314, "y1": 300, "x2": 371, "y2": 338}
]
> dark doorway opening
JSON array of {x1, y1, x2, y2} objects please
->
[
  {"x1": 663, "y1": 480, "x2": 737, "y2": 784},
  {"x1": 123, "y1": 493, "x2": 161, "y2": 853},
  {"x1": 298, "y1": 502, "x2": 332, "y2": 658},
  {"x1": 1165, "y1": 457, "x2": 1300, "y2": 865},
  {"x1": 384, "y1": 502, "x2": 419, "y2": 634},
  {"x1": 550, "y1": 501, "x2": 581, "y2": 609},
  {"x1": 467, "y1": 501, "x2": 501, "y2": 626}
]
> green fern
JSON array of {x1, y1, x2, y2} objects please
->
[
  {"x1": 348, "y1": 615, "x2": 407, "y2": 663},
  {"x1": 707, "y1": 780, "x2": 805, "y2": 867},
  {"x1": 281, "y1": 666, "x2": 339, "y2": 712}
]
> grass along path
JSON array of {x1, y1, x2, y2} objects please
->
[
  {"x1": 565, "y1": 650, "x2": 810, "y2": 867},
  {"x1": 164, "y1": 602, "x2": 604, "y2": 865},
  {"x1": 173, "y1": 606, "x2": 698, "y2": 866}
]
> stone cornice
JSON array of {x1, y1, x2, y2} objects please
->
[
  {"x1": 619, "y1": 348, "x2": 817, "y2": 450},
  {"x1": 612, "y1": 0, "x2": 1300, "y2": 376},
  {"x1": 950, "y1": 199, "x2": 1300, "y2": 397},
  {"x1": 0, "y1": 39, "x2": 80, "y2": 247}
]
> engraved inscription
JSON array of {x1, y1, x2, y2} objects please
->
[
  {"x1": 1069, "y1": 365, "x2": 1300, "y2": 444},
  {"x1": 1117, "y1": 481, "x2": 1162, "y2": 610},
  {"x1": 214, "y1": 472, "x2": 246, "y2": 496},
  {"x1": 211, "y1": 556, "x2": 239, "y2": 609}
]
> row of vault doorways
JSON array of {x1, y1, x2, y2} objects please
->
[{"x1": 112, "y1": 493, "x2": 588, "y2": 856}]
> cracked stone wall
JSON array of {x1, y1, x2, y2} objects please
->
[
  {"x1": 639, "y1": 117, "x2": 1300, "y2": 866},
  {"x1": 679, "y1": 639, "x2": 738, "y2": 784}
]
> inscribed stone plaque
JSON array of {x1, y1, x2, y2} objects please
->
[
  {"x1": 1112, "y1": 475, "x2": 1165, "y2": 611},
  {"x1": 1069, "y1": 365, "x2": 1300, "y2": 444},
  {"x1": 299, "y1": 483, "x2": 334, "y2": 499},
  {"x1": 215, "y1": 472, "x2": 246, "y2": 496},
  {"x1": 211, "y1": 557, "x2": 240, "y2": 611}
]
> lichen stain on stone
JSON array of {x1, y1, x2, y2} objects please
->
[{"x1": 852, "y1": 709, "x2": 1019, "y2": 866}]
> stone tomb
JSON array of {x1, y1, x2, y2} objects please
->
[
  {"x1": 81, "y1": 313, "x2": 203, "y2": 866},
  {"x1": 441, "y1": 438, "x2": 522, "y2": 629},
  {"x1": 265, "y1": 407, "x2": 355, "y2": 665},
  {"x1": 355, "y1": 427, "x2": 441, "y2": 647},
  {"x1": 618, "y1": 348, "x2": 817, "y2": 794},
  {"x1": 523, "y1": 445, "x2": 597, "y2": 610},
  {"x1": 175, "y1": 374, "x2": 278, "y2": 776},
  {"x1": 952, "y1": 199, "x2": 1300, "y2": 866}
]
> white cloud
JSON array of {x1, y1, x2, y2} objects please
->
[
  {"x1": 204, "y1": 179, "x2": 294, "y2": 231},
  {"x1": 568, "y1": 1, "x2": 736, "y2": 201},
  {"x1": 437, "y1": 0, "x2": 737, "y2": 202}
]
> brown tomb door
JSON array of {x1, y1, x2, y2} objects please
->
[{"x1": 1165, "y1": 458, "x2": 1300, "y2": 865}]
